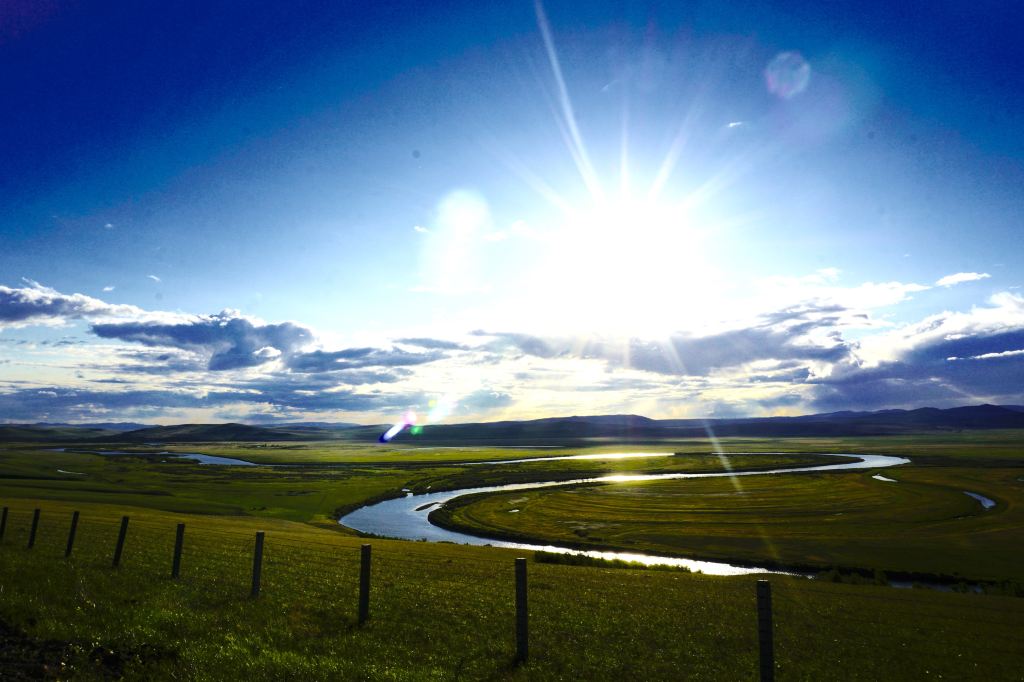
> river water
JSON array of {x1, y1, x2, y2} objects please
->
[
  {"x1": 340, "y1": 452, "x2": 910, "y2": 576},
  {"x1": 963, "y1": 491, "x2": 996, "y2": 509}
]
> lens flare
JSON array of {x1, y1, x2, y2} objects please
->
[
  {"x1": 765, "y1": 51, "x2": 811, "y2": 99},
  {"x1": 378, "y1": 395, "x2": 461, "y2": 443},
  {"x1": 427, "y1": 395, "x2": 457, "y2": 422},
  {"x1": 379, "y1": 410, "x2": 417, "y2": 443}
]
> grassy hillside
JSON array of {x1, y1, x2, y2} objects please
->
[
  {"x1": 0, "y1": 425, "x2": 118, "y2": 442},
  {"x1": 110, "y1": 423, "x2": 310, "y2": 443},
  {"x1": 0, "y1": 498, "x2": 1021, "y2": 680}
]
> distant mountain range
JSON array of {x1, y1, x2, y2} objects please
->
[
  {"x1": 372, "y1": 404, "x2": 1024, "y2": 443},
  {"x1": 30, "y1": 421, "x2": 154, "y2": 432},
  {"x1": 0, "y1": 421, "x2": 363, "y2": 443},
  {"x1": 1, "y1": 404, "x2": 1024, "y2": 444}
]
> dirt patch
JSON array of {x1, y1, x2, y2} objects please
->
[
  {"x1": 0, "y1": 618, "x2": 173, "y2": 679},
  {"x1": 0, "y1": 619, "x2": 71, "y2": 679}
]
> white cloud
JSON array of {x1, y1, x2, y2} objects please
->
[
  {"x1": 102, "y1": 286, "x2": 115, "y2": 292},
  {"x1": 0, "y1": 280, "x2": 146, "y2": 329},
  {"x1": 948, "y1": 348, "x2": 1024, "y2": 362},
  {"x1": 936, "y1": 272, "x2": 990, "y2": 287},
  {"x1": 849, "y1": 291, "x2": 1024, "y2": 367},
  {"x1": 752, "y1": 271, "x2": 929, "y2": 320},
  {"x1": 147, "y1": 275, "x2": 161, "y2": 283}
]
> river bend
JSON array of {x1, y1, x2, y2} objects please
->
[{"x1": 340, "y1": 452, "x2": 909, "y2": 576}]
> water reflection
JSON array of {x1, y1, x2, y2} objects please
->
[
  {"x1": 340, "y1": 453, "x2": 909, "y2": 576},
  {"x1": 963, "y1": 491, "x2": 996, "y2": 509}
]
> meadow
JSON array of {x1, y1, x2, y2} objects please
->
[{"x1": 0, "y1": 434, "x2": 1022, "y2": 679}]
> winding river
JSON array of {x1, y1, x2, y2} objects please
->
[{"x1": 340, "y1": 452, "x2": 910, "y2": 576}]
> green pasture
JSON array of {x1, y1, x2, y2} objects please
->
[
  {"x1": 434, "y1": 466, "x2": 1024, "y2": 582},
  {"x1": 0, "y1": 445, "x2": 833, "y2": 525},
  {"x1": 0, "y1": 434, "x2": 1022, "y2": 678},
  {"x1": 0, "y1": 498, "x2": 1021, "y2": 680}
]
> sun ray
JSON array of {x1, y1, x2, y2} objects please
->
[
  {"x1": 619, "y1": 92, "x2": 631, "y2": 199},
  {"x1": 481, "y1": 137, "x2": 575, "y2": 213},
  {"x1": 534, "y1": 0, "x2": 605, "y2": 204}
]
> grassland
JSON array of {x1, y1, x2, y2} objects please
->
[
  {"x1": 0, "y1": 444, "x2": 834, "y2": 524},
  {"x1": 433, "y1": 466, "x2": 1024, "y2": 582},
  {"x1": 429, "y1": 432, "x2": 1024, "y2": 583},
  {"x1": 1, "y1": 498, "x2": 1023, "y2": 680},
  {"x1": 0, "y1": 434, "x2": 1022, "y2": 679}
]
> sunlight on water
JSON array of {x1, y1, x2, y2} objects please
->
[
  {"x1": 341, "y1": 452, "x2": 909, "y2": 576},
  {"x1": 963, "y1": 491, "x2": 996, "y2": 509}
]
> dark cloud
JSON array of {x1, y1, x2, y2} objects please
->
[
  {"x1": 234, "y1": 368, "x2": 412, "y2": 395},
  {"x1": 908, "y1": 329, "x2": 1024, "y2": 364},
  {"x1": 111, "y1": 359, "x2": 207, "y2": 375},
  {"x1": 206, "y1": 387, "x2": 421, "y2": 413},
  {"x1": 457, "y1": 388, "x2": 514, "y2": 413},
  {"x1": 811, "y1": 328, "x2": 1024, "y2": 410},
  {"x1": 480, "y1": 307, "x2": 851, "y2": 377},
  {"x1": 0, "y1": 385, "x2": 422, "y2": 422},
  {"x1": 92, "y1": 312, "x2": 313, "y2": 371},
  {"x1": 0, "y1": 387, "x2": 202, "y2": 421},
  {"x1": 757, "y1": 393, "x2": 804, "y2": 408},
  {"x1": 286, "y1": 347, "x2": 445, "y2": 373},
  {"x1": 395, "y1": 337, "x2": 470, "y2": 351},
  {"x1": 748, "y1": 367, "x2": 812, "y2": 384},
  {"x1": 573, "y1": 376, "x2": 670, "y2": 392},
  {"x1": 701, "y1": 400, "x2": 749, "y2": 419},
  {"x1": 762, "y1": 304, "x2": 847, "y2": 325},
  {"x1": 90, "y1": 352, "x2": 208, "y2": 375}
]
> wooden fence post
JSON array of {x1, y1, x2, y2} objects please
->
[
  {"x1": 251, "y1": 531, "x2": 265, "y2": 598},
  {"x1": 65, "y1": 511, "x2": 79, "y2": 558},
  {"x1": 0, "y1": 506, "x2": 7, "y2": 541},
  {"x1": 171, "y1": 523, "x2": 185, "y2": 579},
  {"x1": 757, "y1": 579, "x2": 775, "y2": 682},
  {"x1": 27, "y1": 509, "x2": 40, "y2": 549},
  {"x1": 112, "y1": 516, "x2": 129, "y2": 568},
  {"x1": 515, "y1": 557, "x2": 528, "y2": 664},
  {"x1": 358, "y1": 544, "x2": 371, "y2": 625}
]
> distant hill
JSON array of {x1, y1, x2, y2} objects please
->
[
  {"x1": 109, "y1": 423, "x2": 309, "y2": 443},
  {"x1": 32, "y1": 421, "x2": 153, "y2": 432},
  {"x1": 0, "y1": 424, "x2": 119, "y2": 442},
  {"x1": 2, "y1": 405, "x2": 1023, "y2": 444},
  {"x1": 381, "y1": 404, "x2": 1024, "y2": 444},
  {"x1": 269, "y1": 421, "x2": 361, "y2": 429}
]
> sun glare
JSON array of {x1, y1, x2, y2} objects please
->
[{"x1": 523, "y1": 194, "x2": 719, "y2": 338}]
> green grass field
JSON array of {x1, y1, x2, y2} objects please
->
[
  {"x1": 433, "y1": 466, "x2": 1024, "y2": 582},
  {"x1": 1, "y1": 434, "x2": 1022, "y2": 679},
  {"x1": 1, "y1": 498, "x2": 1022, "y2": 680},
  {"x1": 0, "y1": 445, "x2": 835, "y2": 524}
]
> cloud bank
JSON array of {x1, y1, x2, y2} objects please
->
[
  {"x1": 92, "y1": 312, "x2": 315, "y2": 371},
  {"x1": 0, "y1": 280, "x2": 144, "y2": 327},
  {"x1": 1, "y1": 279, "x2": 1022, "y2": 422}
]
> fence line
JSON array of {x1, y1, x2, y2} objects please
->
[{"x1": 1, "y1": 502, "x2": 1021, "y2": 678}]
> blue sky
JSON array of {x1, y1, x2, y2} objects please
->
[{"x1": 2, "y1": 0, "x2": 1023, "y2": 424}]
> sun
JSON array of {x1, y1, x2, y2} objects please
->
[{"x1": 521, "y1": 194, "x2": 719, "y2": 338}]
